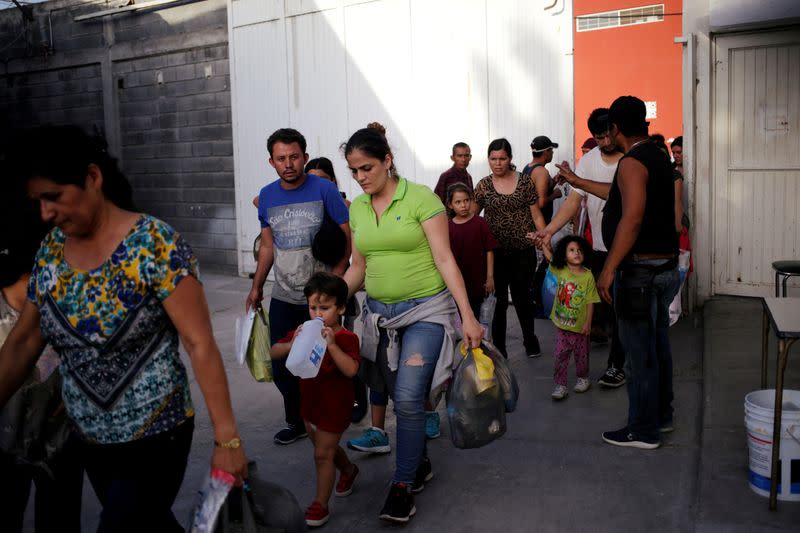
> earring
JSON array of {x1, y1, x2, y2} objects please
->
[{"x1": 387, "y1": 167, "x2": 393, "y2": 179}]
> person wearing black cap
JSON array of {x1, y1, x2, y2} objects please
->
[
  {"x1": 523, "y1": 136, "x2": 563, "y2": 317},
  {"x1": 523, "y1": 136, "x2": 562, "y2": 225},
  {"x1": 596, "y1": 96, "x2": 679, "y2": 450}
]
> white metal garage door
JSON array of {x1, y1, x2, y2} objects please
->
[
  {"x1": 227, "y1": 0, "x2": 575, "y2": 275},
  {"x1": 713, "y1": 28, "x2": 800, "y2": 297}
]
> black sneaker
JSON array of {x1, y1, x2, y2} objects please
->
[
  {"x1": 602, "y1": 427, "x2": 660, "y2": 450},
  {"x1": 379, "y1": 482, "x2": 416, "y2": 523},
  {"x1": 598, "y1": 367, "x2": 626, "y2": 388},
  {"x1": 274, "y1": 426, "x2": 308, "y2": 445},
  {"x1": 411, "y1": 457, "x2": 433, "y2": 494},
  {"x1": 526, "y1": 336, "x2": 542, "y2": 358}
]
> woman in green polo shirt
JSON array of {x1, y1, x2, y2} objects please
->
[{"x1": 343, "y1": 123, "x2": 482, "y2": 524}]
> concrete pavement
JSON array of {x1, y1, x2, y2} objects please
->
[
  {"x1": 30, "y1": 274, "x2": 800, "y2": 531},
  {"x1": 696, "y1": 297, "x2": 800, "y2": 531}
]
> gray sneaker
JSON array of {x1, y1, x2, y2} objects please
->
[
  {"x1": 573, "y1": 377, "x2": 591, "y2": 393},
  {"x1": 551, "y1": 385, "x2": 568, "y2": 400}
]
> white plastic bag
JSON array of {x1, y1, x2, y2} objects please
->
[
  {"x1": 669, "y1": 250, "x2": 691, "y2": 326},
  {"x1": 677, "y1": 249, "x2": 690, "y2": 284},
  {"x1": 478, "y1": 294, "x2": 497, "y2": 342},
  {"x1": 669, "y1": 292, "x2": 682, "y2": 326},
  {"x1": 234, "y1": 310, "x2": 256, "y2": 366},
  {"x1": 188, "y1": 468, "x2": 235, "y2": 533}
]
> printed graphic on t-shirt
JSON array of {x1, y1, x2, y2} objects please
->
[
  {"x1": 548, "y1": 265, "x2": 600, "y2": 333},
  {"x1": 266, "y1": 200, "x2": 324, "y2": 250},
  {"x1": 266, "y1": 199, "x2": 325, "y2": 299},
  {"x1": 553, "y1": 280, "x2": 588, "y2": 328}
]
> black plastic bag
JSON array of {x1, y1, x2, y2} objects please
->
[
  {"x1": 446, "y1": 344, "x2": 506, "y2": 449},
  {"x1": 210, "y1": 464, "x2": 306, "y2": 533},
  {"x1": 482, "y1": 341, "x2": 519, "y2": 413}
]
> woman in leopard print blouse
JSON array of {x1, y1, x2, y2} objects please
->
[{"x1": 475, "y1": 138, "x2": 546, "y2": 358}]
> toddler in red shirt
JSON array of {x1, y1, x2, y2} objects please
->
[{"x1": 271, "y1": 272, "x2": 361, "y2": 528}]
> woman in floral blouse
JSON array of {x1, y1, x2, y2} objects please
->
[
  {"x1": 0, "y1": 125, "x2": 247, "y2": 532},
  {"x1": 474, "y1": 138, "x2": 547, "y2": 358}
]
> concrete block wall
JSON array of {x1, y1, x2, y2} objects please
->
[
  {"x1": 116, "y1": 43, "x2": 235, "y2": 271},
  {"x1": 0, "y1": 63, "x2": 105, "y2": 131},
  {"x1": 0, "y1": 0, "x2": 237, "y2": 273}
]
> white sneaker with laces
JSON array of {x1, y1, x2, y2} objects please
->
[
  {"x1": 551, "y1": 385, "x2": 568, "y2": 400},
  {"x1": 574, "y1": 377, "x2": 591, "y2": 393}
]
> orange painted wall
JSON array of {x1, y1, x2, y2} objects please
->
[{"x1": 573, "y1": 0, "x2": 683, "y2": 160}]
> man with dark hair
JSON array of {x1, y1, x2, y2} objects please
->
[
  {"x1": 523, "y1": 136, "x2": 561, "y2": 224},
  {"x1": 597, "y1": 96, "x2": 679, "y2": 450},
  {"x1": 534, "y1": 108, "x2": 626, "y2": 388},
  {"x1": 433, "y1": 142, "x2": 473, "y2": 203},
  {"x1": 670, "y1": 135, "x2": 683, "y2": 177},
  {"x1": 247, "y1": 128, "x2": 351, "y2": 445},
  {"x1": 267, "y1": 128, "x2": 308, "y2": 156},
  {"x1": 523, "y1": 136, "x2": 562, "y2": 317}
]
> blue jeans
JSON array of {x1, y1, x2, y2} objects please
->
[
  {"x1": 615, "y1": 261, "x2": 680, "y2": 441},
  {"x1": 366, "y1": 295, "x2": 445, "y2": 484},
  {"x1": 269, "y1": 298, "x2": 309, "y2": 429}
]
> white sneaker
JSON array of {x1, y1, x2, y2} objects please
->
[
  {"x1": 551, "y1": 385, "x2": 568, "y2": 400},
  {"x1": 574, "y1": 377, "x2": 591, "y2": 393}
]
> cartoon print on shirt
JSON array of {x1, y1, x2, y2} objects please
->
[{"x1": 553, "y1": 279, "x2": 586, "y2": 328}]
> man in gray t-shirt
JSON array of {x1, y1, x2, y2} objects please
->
[{"x1": 247, "y1": 128, "x2": 350, "y2": 445}]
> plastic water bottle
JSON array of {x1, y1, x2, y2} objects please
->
[
  {"x1": 286, "y1": 317, "x2": 326, "y2": 378},
  {"x1": 479, "y1": 294, "x2": 496, "y2": 342}
]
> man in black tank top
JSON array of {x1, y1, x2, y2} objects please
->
[
  {"x1": 524, "y1": 136, "x2": 561, "y2": 224},
  {"x1": 597, "y1": 96, "x2": 680, "y2": 450},
  {"x1": 523, "y1": 136, "x2": 562, "y2": 317}
]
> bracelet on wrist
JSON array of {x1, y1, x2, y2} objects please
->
[{"x1": 214, "y1": 437, "x2": 242, "y2": 449}]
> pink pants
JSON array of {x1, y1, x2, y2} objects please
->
[{"x1": 554, "y1": 328, "x2": 590, "y2": 386}]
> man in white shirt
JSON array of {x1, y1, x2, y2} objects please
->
[{"x1": 535, "y1": 108, "x2": 626, "y2": 388}]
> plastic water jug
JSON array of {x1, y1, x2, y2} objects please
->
[{"x1": 286, "y1": 317, "x2": 326, "y2": 378}]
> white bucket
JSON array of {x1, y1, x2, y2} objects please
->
[{"x1": 744, "y1": 389, "x2": 800, "y2": 501}]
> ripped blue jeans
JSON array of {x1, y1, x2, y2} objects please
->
[{"x1": 366, "y1": 295, "x2": 444, "y2": 485}]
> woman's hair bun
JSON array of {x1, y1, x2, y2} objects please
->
[{"x1": 367, "y1": 122, "x2": 386, "y2": 136}]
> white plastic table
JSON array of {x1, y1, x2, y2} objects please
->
[{"x1": 760, "y1": 297, "x2": 800, "y2": 509}]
